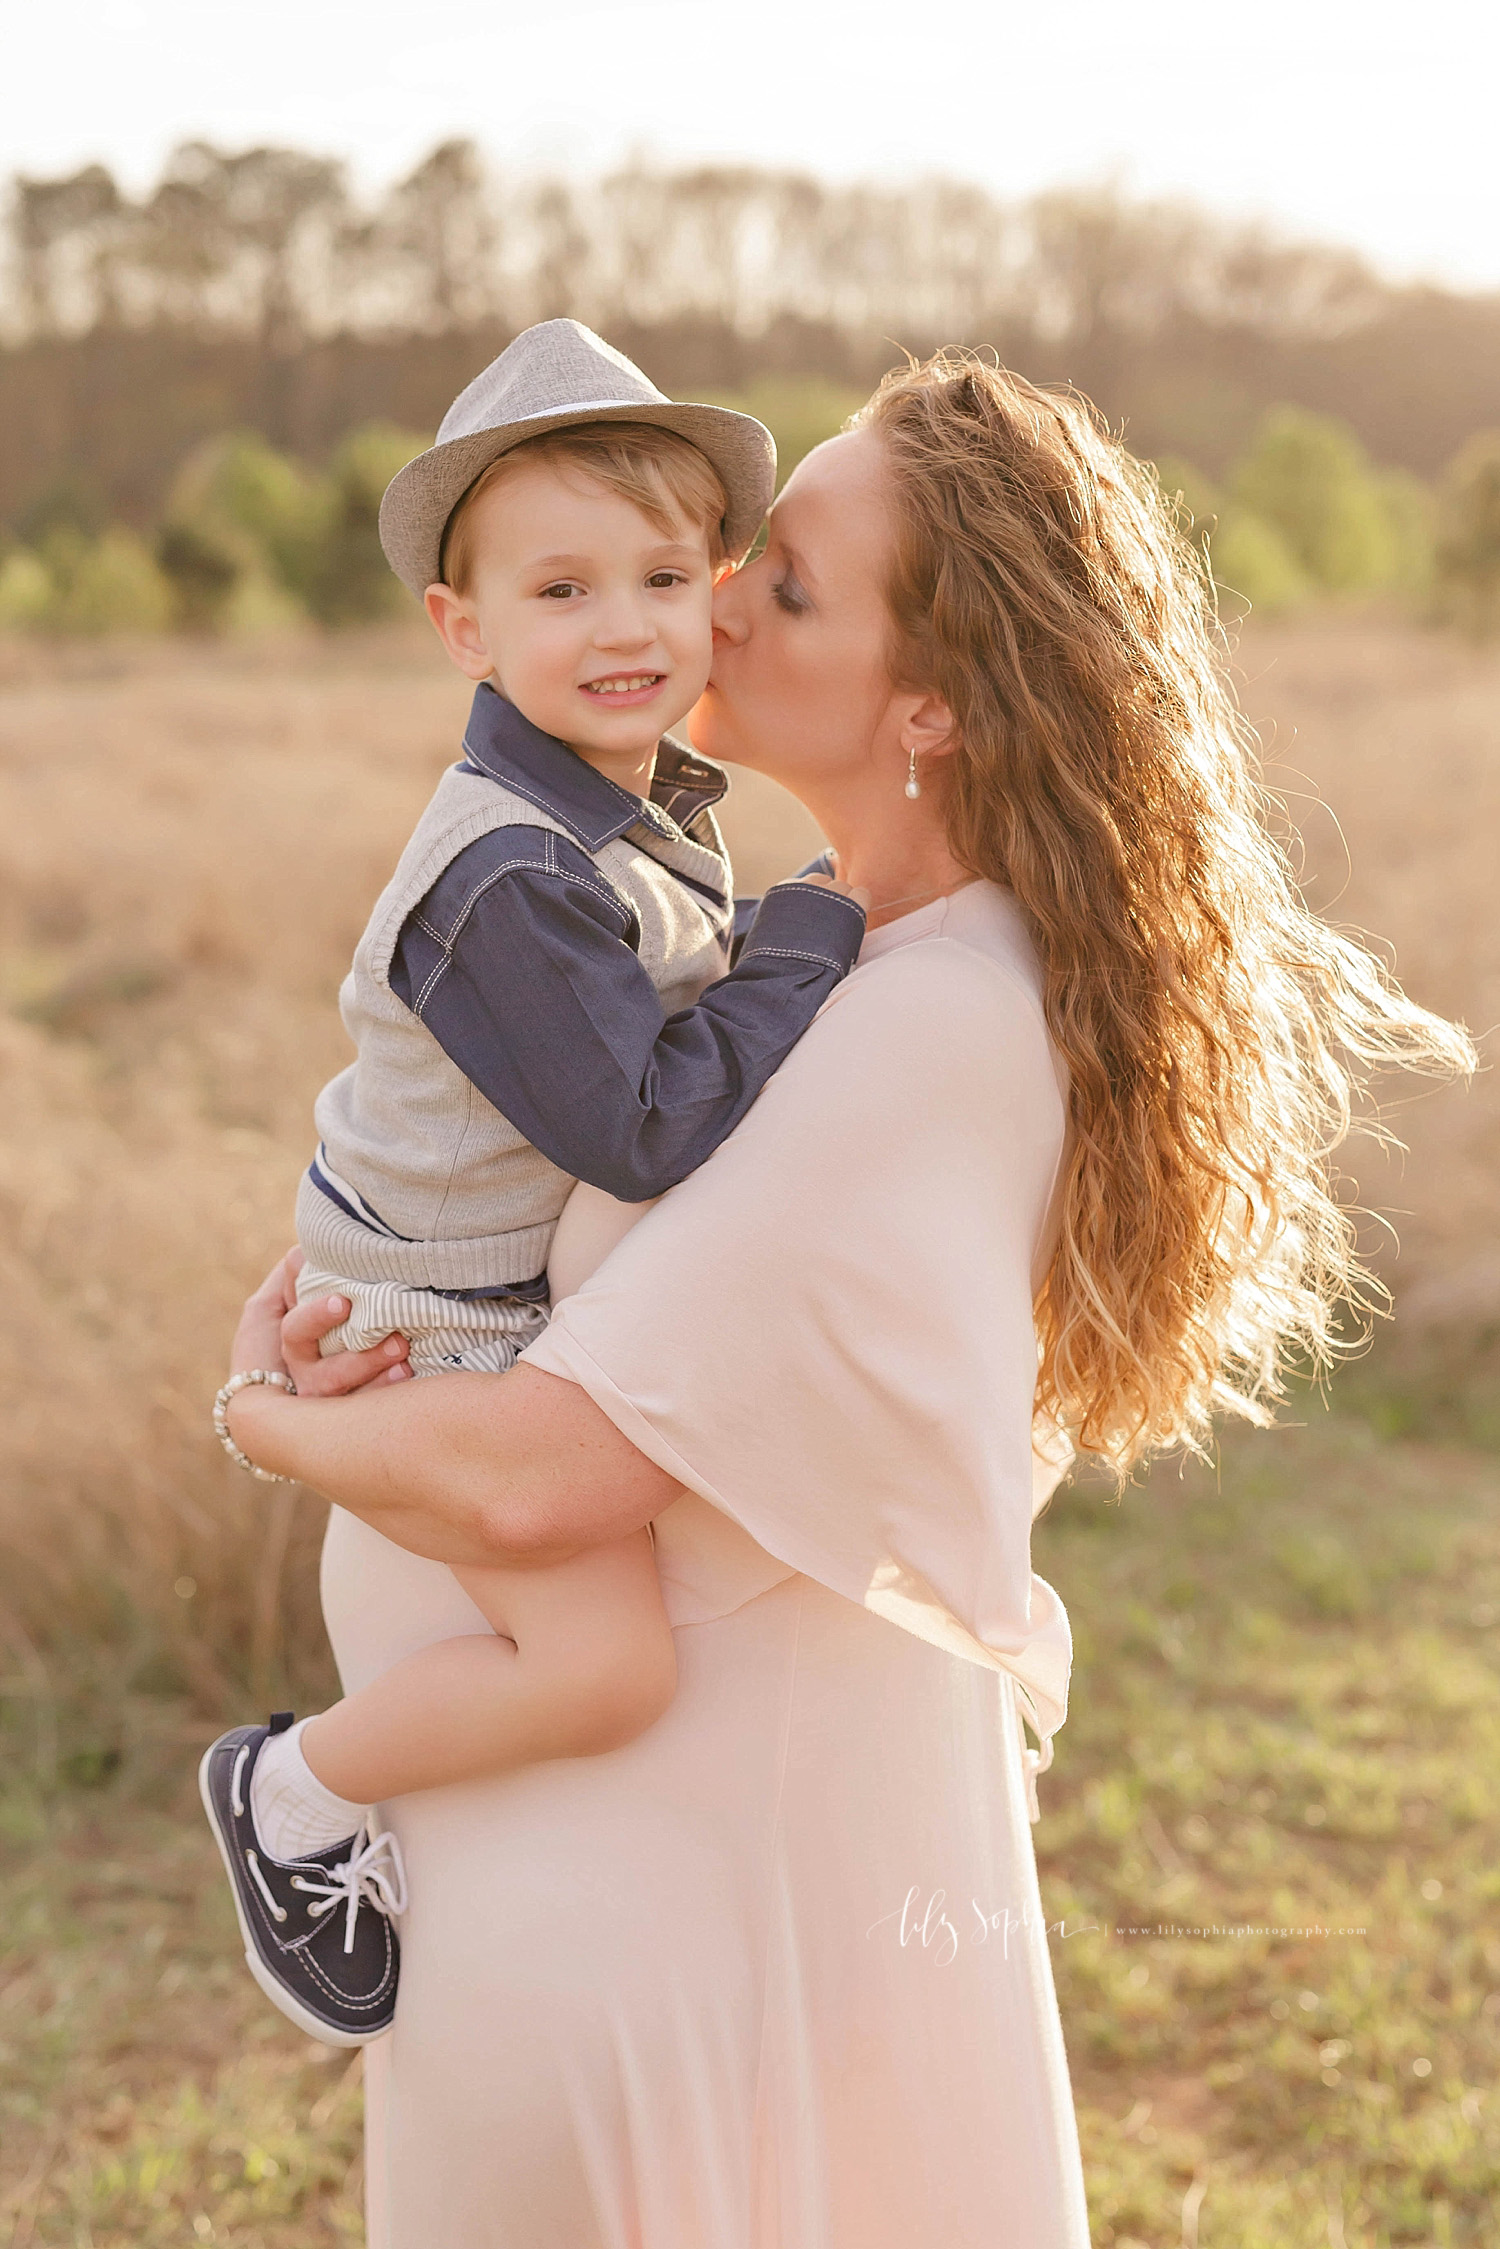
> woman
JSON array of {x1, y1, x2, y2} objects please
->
[{"x1": 226, "y1": 355, "x2": 1470, "y2": 2246}]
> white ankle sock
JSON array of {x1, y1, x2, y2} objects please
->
[{"x1": 250, "y1": 1718, "x2": 368, "y2": 1863}]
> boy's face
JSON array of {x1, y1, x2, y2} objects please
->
[{"x1": 424, "y1": 459, "x2": 716, "y2": 785}]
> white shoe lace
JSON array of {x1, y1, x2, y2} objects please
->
[{"x1": 288, "y1": 1831, "x2": 410, "y2": 1954}]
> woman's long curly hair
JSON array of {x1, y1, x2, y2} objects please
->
[{"x1": 859, "y1": 353, "x2": 1475, "y2": 1471}]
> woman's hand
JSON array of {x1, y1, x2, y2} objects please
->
[
  {"x1": 230, "y1": 1248, "x2": 411, "y2": 1398},
  {"x1": 221, "y1": 1253, "x2": 675, "y2": 1567}
]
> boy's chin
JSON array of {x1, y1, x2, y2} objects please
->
[{"x1": 571, "y1": 710, "x2": 687, "y2": 763}]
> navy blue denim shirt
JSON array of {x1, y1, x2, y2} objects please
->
[{"x1": 385, "y1": 687, "x2": 866, "y2": 1204}]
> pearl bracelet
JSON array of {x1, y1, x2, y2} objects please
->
[{"x1": 213, "y1": 1368, "x2": 298, "y2": 1482}]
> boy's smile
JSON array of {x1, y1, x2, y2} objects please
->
[
  {"x1": 423, "y1": 461, "x2": 716, "y2": 798},
  {"x1": 579, "y1": 670, "x2": 667, "y2": 706}
]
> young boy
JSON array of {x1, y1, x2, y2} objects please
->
[{"x1": 200, "y1": 320, "x2": 867, "y2": 2045}]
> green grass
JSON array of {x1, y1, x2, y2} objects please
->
[
  {"x1": 3, "y1": 1395, "x2": 1498, "y2": 2244},
  {"x1": 1033, "y1": 1402, "x2": 1500, "y2": 2246},
  {"x1": 0, "y1": 1709, "x2": 363, "y2": 2246}
]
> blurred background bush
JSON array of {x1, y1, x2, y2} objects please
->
[{"x1": 1, "y1": 383, "x2": 1493, "y2": 638}]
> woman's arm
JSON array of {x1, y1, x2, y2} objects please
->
[{"x1": 225, "y1": 1254, "x2": 680, "y2": 1569}]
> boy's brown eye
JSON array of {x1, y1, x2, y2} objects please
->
[{"x1": 646, "y1": 572, "x2": 683, "y2": 589}]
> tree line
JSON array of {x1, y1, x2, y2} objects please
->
[
  {"x1": 4, "y1": 140, "x2": 1500, "y2": 544},
  {"x1": 0, "y1": 142, "x2": 1405, "y2": 356}
]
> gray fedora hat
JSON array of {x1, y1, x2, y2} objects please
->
[{"x1": 379, "y1": 319, "x2": 776, "y2": 597}]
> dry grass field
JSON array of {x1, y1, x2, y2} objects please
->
[{"x1": 1, "y1": 614, "x2": 1497, "y2": 2244}]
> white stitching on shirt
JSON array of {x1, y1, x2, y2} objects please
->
[
  {"x1": 738, "y1": 946, "x2": 849, "y2": 973},
  {"x1": 764, "y1": 881, "x2": 869, "y2": 928},
  {"x1": 461, "y1": 729, "x2": 645, "y2": 849},
  {"x1": 405, "y1": 848, "x2": 638, "y2": 1018},
  {"x1": 446, "y1": 855, "x2": 629, "y2": 949}
]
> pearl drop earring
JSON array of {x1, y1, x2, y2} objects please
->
[{"x1": 904, "y1": 747, "x2": 922, "y2": 800}]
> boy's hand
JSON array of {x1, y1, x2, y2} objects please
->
[
  {"x1": 229, "y1": 1248, "x2": 411, "y2": 1398},
  {"x1": 795, "y1": 872, "x2": 872, "y2": 912}
]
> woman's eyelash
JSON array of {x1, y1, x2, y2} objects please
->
[{"x1": 771, "y1": 577, "x2": 809, "y2": 615}]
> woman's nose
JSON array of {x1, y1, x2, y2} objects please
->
[{"x1": 711, "y1": 571, "x2": 749, "y2": 645}]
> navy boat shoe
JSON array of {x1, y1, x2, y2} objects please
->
[{"x1": 199, "y1": 1714, "x2": 406, "y2": 2047}]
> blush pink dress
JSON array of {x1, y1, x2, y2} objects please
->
[{"x1": 319, "y1": 881, "x2": 1091, "y2": 2248}]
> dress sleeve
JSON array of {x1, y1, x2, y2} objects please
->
[{"x1": 522, "y1": 937, "x2": 1075, "y2": 1743}]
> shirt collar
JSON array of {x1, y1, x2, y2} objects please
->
[{"x1": 459, "y1": 683, "x2": 728, "y2": 855}]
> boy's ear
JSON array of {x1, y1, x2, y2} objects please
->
[{"x1": 424, "y1": 584, "x2": 494, "y2": 682}]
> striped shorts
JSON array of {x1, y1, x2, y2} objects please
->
[{"x1": 297, "y1": 1265, "x2": 550, "y2": 1379}]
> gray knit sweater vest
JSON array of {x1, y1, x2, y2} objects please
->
[{"x1": 298, "y1": 759, "x2": 732, "y2": 1291}]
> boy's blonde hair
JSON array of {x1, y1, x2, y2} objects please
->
[{"x1": 440, "y1": 421, "x2": 730, "y2": 593}]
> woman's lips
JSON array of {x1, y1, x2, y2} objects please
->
[{"x1": 579, "y1": 673, "x2": 666, "y2": 708}]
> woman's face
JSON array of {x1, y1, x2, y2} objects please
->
[{"x1": 691, "y1": 427, "x2": 904, "y2": 806}]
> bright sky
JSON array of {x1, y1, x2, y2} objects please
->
[{"x1": 6, "y1": 0, "x2": 1497, "y2": 291}]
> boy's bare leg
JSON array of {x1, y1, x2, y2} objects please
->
[{"x1": 298, "y1": 1528, "x2": 675, "y2": 1804}]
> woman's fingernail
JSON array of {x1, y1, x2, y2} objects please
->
[
  {"x1": 385, "y1": 1363, "x2": 411, "y2": 1382},
  {"x1": 327, "y1": 1296, "x2": 348, "y2": 1316},
  {"x1": 384, "y1": 1338, "x2": 404, "y2": 1356}
]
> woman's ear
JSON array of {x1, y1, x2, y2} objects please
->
[
  {"x1": 900, "y1": 688, "x2": 959, "y2": 763},
  {"x1": 424, "y1": 583, "x2": 494, "y2": 682}
]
